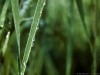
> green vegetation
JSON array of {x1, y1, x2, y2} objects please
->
[{"x1": 0, "y1": 0, "x2": 100, "y2": 75}]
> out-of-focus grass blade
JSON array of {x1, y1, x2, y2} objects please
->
[
  {"x1": 2, "y1": 31, "x2": 10, "y2": 56},
  {"x1": 45, "y1": 53, "x2": 59, "y2": 75},
  {"x1": 11, "y1": 0, "x2": 20, "y2": 75},
  {"x1": 21, "y1": 0, "x2": 46, "y2": 75},
  {"x1": 75, "y1": 0, "x2": 93, "y2": 54},
  {"x1": 75, "y1": 0, "x2": 89, "y2": 36},
  {"x1": 75, "y1": 0, "x2": 86, "y2": 28},
  {"x1": 66, "y1": 0, "x2": 73, "y2": 75},
  {"x1": 92, "y1": 0, "x2": 98, "y2": 75},
  {"x1": 33, "y1": 48, "x2": 45, "y2": 75},
  {"x1": 0, "y1": 0, "x2": 10, "y2": 28},
  {"x1": 20, "y1": 0, "x2": 32, "y2": 20},
  {"x1": 0, "y1": 0, "x2": 10, "y2": 53}
]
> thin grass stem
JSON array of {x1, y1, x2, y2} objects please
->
[
  {"x1": 11, "y1": 0, "x2": 21, "y2": 74},
  {"x1": 21, "y1": 0, "x2": 46, "y2": 75}
]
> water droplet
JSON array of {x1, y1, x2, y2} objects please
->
[
  {"x1": 6, "y1": 31, "x2": 10, "y2": 38},
  {"x1": 40, "y1": 11, "x2": 42, "y2": 14},
  {"x1": 43, "y1": 2, "x2": 46, "y2": 6},
  {"x1": 8, "y1": 22, "x2": 11, "y2": 25},
  {"x1": 33, "y1": 38, "x2": 35, "y2": 41},
  {"x1": 31, "y1": 43, "x2": 34, "y2": 47},
  {"x1": 28, "y1": 34, "x2": 30, "y2": 36},
  {"x1": 20, "y1": 72, "x2": 23, "y2": 75},
  {"x1": 36, "y1": 27, "x2": 39, "y2": 30},
  {"x1": 22, "y1": 62, "x2": 26, "y2": 66},
  {"x1": 0, "y1": 25, "x2": 3, "y2": 27}
]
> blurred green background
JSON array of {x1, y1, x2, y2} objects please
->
[{"x1": 0, "y1": 0, "x2": 100, "y2": 75}]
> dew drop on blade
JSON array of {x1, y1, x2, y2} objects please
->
[{"x1": 0, "y1": 25, "x2": 3, "y2": 27}]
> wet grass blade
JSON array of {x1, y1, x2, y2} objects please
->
[
  {"x1": 21, "y1": 0, "x2": 46, "y2": 75},
  {"x1": 11, "y1": 0, "x2": 21, "y2": 75},
  {"x1": 0, "y1": 0, "x2": 10, "y2": 28}
]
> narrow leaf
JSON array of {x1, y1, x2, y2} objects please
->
[
  {"x1": 21, "y1": 0, "x2": 46, "y2": 74},
  {"x1": 75, "y1": 0, "x2": 86, "y2": 27},
  {"x1": 75, "y1": 0, "x2": 93, "y2": 54},
  {"x1": 2, "y1": 31, "x2": 10, "y2": 56},
  {"x1": 0, "y1": 0, "x2": 10, "y2": 28},
  {"x1": 0, "y1": 0, "x2": 10, "y2": 53},
  {"x1": 66, "y1": 0, "x2": 73, "y2": 75},
  {"x1": 45, "y1": 53, "x2": 59, "y2": 75},
  {"x1": 11, "y1": 0, "x2": 20, "y2": 74},
  {"x1": 75, "y1": 0, "x2": 89, "y2": 36}
]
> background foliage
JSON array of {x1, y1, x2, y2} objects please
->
[{"x1": 0, "y1": 0, "x2": 100, "y2": 75}]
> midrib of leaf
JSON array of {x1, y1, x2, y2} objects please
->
[
  {"x1": 11, "y1": 0, "x2": 20, "y2": 75},
  {"x1": 0, "y1": 0, "x2": 10, "y2": 28},
  {"x1": 21, "y1": 0, "x2": 46, "y2": 75}
]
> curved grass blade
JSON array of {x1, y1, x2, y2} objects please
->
[
  {"x1": 0, "y1": 0, "x2": 10, "y2": 28},
  {"x1": 11, "y1": 0, "x2": 21, "y2": 75},
  {"x1": 21, "y1": 0, "x2": 46, "y2": 75},
  {"x1": 75, "y1": 0, "x2": 93, "y2": 54}
]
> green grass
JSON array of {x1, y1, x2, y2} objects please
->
[
  {"x1": 0, "y1": 0, "x2": 10, "y2": 28},
  {"x1": 0, "y1": 0, "x2": 99, "y2": 75},
  {"x1": 21, "y1": 0, "x2": 46, "y2": 74},
  {"x1": 11, "y1": 0, "x2": 21, "y2": 74}
]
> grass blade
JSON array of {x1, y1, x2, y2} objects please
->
[
  {"x1": 75, "y1": 0, "x2": 86, "y2": 28},
  {"x1": 33, "y1": 48, "x2": 45, "y2": 75},
  {"x1": 21, "y1": 0, "x2": 46, "y2": 75},
  {"x1": 75, "y1": 0, "x2": 89, "y2": 38},
  {"x1": 75, "y1": 0, "x2": 98, "y2": 74},
  {"x1": 45, "y1": 53, "x2": 59, "y2": 75},
  {"x1": 11, "y1": 0, "x2": 21, "y2": 75},
  {"x1": 0, "y1": 0, "x2": 10, "y2": 53},
  {"x1": 0, "y1": 0, "x2": 10, "y2": 28},
  {"x1": 92, "y1": 0, "x2": 98, "y2": 75},
  {"x1": 2, "y1": 31, "x2": 10, "y2": 56},
  {"x1": 66, "y1": 0, "x2": 73, "y2": 75},
  {"x1": 75, "y1": 0, "x2": 93, "y2": 55}
]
